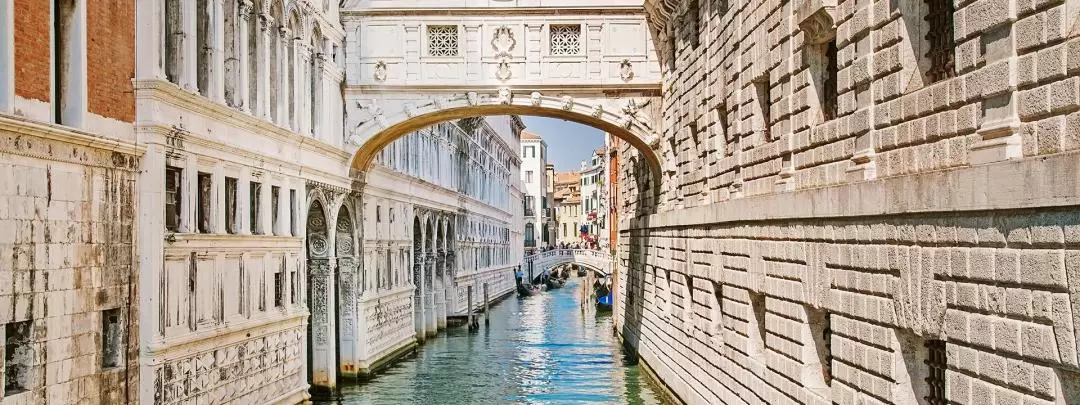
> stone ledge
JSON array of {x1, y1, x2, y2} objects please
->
[
  {"x1": 0, "y1": 113, "x2": 143, "y2": 156},
  {"x1": 626, "y1": 151, "x2": 1080, "y2": 230}
]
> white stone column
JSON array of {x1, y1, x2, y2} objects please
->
[
  {"x1": 237, "y1": 1, "x2": 252, "y2": 112},
  {"x1": 0, "y1": 0, "x2": 13, "y2": 113},
  {"x1": 312, "y1": 53, "x2": 325, "y2": 139},
  {"x1": 58, "y1": 0, "x2": 88, "y2": 128},
  {"x1": 298, "y1": 45, "x2": 311, "y2": 135},
  {"x1": 135, "y1": 0, "x2": 165, "y2": 80},
  {"x1": 277, "y1": 27, "x2": 290, "y2": 126},
  {"x1": 212, "y1": 162, "x2": 226, "y2": 234},
  {"x1": 181, "y1": 0, "x2": 198, "y2": 92},
  {"x1": 260, "y1": 176, "x2": 272, "y2": 235},
  {"x1": 238, "y1": 167, "x2": 251, "y2": 235},
  {"x1": 258, "y1": 13, "x2": 273, "y2": 119},
  {"x1": 210, "y1": 0, "x2": 226, "y2": 102}
]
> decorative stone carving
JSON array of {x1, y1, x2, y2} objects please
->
[
  {"x1": 530, "y1": 92, "x2": 543, "y2": 106},
  {"x1": 561, "y1": 95, "x2": 574, "y2": 111},
  {"x1": 498, "y1": 88, "x2": 513, "y2": 104},
  {"x1": 495, "y1": 58, "x2": 512, "y2": 81},
  {"x1": 591, "y1": 104, "x2": 604, "y2": 118},
  {"x1": 491, "y1": 26, "x2": 516, "y2": 56},
  {"x1": 466, "y1": 92, "x2": 479, "y2": 106},
  {"x1": 620, "y1": 59, "x2": 635, "y2": 82},
  {"x1": 797, "y1": 0, "x2": 838, "y2": 44},
  {"x1": 309, "y1": 260, "x2": 331, "y2": 345},
  {"x1": 309, "y1": 235, "x2": 328, "y2": 256},
  {"x1": 373, "y1": 61, "x2": 387, "y2": 81}
]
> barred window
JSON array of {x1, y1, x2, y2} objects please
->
[
  {"x1": 427, "y1": 25, "x2": 459, "y2": 57},
  {"x1": 925, "y1": 340, "x2": 947, "y2": 405},
  {"x1": 549, "y1": 25, "x2": 582, "y2": 55},
  {"x1": 822, "y1": 41, "x2": 839, "y2": 121},
  {"x1": 923, "y1": 0, "x2": 956, "y2": 83}
]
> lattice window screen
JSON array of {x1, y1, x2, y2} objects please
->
[
  {"x1": 427, "y1": 25, "x2": 459, "y2": 57},
  {"x1": 549, "y1": 25, "x2": 582, "y2": 55}
]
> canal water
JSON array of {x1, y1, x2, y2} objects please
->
[{"x1": 339, "y1": 277, "x2": 668, "y2": 405}]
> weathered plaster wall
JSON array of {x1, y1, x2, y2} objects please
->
[{"x1": 615, "y1": 0, "x2": 1080, "y2": 404}]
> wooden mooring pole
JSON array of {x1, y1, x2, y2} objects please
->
[{"x1": 483, "y1": 283, "x2": 490, "y2": 325}]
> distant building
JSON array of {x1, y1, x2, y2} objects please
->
[
  {"x1": 579, "y1": 147, "x2": 607, "y2": 247},
  {"x1": 553, "y1": 171, "x2": 582, "y2": 245},
  {"x1": 519, "y1": 131, "x2": 551, "y2": 254}
]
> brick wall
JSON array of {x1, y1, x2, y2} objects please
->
[
  {"x1": 617, "y1": 0, "x2": 1080, "y2": 404},
  {"x1": 0, "y1": 124, "x2": 140, "y2": 404},
  {"x1": 13, "y1": 0, "x2": 50, "y2": 103},
  {"x1": 87, "y1": 0, "x2": 135, "y2": 122}
]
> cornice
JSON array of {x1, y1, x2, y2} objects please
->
[
  {"x1": 345, "y1": 83, "x2": 662, "y2": 95},
  {"x1": 0, "y1": 113, "x2": 143, "y2": 156},
  {"x1": 134, "y1": 79, "x2": 351, "y2": 162},
  {"x1": 342, "y1": 6, "x2": 647, "y2": 17},
  {"x1": 138, "y1": 123, "x2": 351, "y2": 187}
]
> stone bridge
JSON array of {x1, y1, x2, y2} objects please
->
[{"x1": 524, "y1": 249, "x2": 612, "y2": 277}]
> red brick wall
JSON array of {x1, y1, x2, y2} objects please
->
[
  {"x1": 13, "y1": 0, "x2": 50, "y2": 103},
  {"x1": 88, "y1": 0, "x2": 135, "y2": 122}
]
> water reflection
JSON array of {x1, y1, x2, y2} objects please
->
[{"x1": 339, "y1": 277, "x2": 666, "y2": 405}]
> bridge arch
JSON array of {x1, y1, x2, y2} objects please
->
[
  {"x1": 524, "y1": 249, "x2": 613, "y2": 279},
  {"x1": 345, "y1": 90, "x2": 663, "y2": 191}
]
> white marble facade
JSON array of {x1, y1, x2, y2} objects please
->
[{"x1": 357, "y1": 116, "x2": 522, "y2": 375}]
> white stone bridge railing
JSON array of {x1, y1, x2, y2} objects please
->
[{"x1": 524, "y1": 249, "x2": 612, "y2": 277}]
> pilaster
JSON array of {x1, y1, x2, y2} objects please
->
[{"x1": 238, "y1": 167, "x2": 252, "y2": 235}]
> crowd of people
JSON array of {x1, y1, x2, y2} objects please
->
[{"x1": 538, "y1": 241, "x2": 603, "y2": 251}]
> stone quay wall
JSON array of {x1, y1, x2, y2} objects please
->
[{"x1": 615, "y1": 0, "x2": 1080, "y2": 404}]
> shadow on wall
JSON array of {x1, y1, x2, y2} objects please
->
[{"x1": 619, "y1": 153, "x2": 655, "y2": 356}]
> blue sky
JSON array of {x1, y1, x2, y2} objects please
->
[{"x1": 521, "y1": 116, "x2": 605, "y2": 172}]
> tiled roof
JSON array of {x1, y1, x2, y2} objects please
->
[{"x1": 521, "y1": 130, "x2": 542, "y2": 140}]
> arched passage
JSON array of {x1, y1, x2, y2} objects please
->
[{"x1": 345, "y1": 92, "x2": 663, "y2": 209}]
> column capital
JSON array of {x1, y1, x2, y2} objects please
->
[
  {"x1": 259, "y1": 13, "x2": 274, "y2": 29},
  {"x1": 279, "y1": 26, "x2": 292, "y2": 39},
  {"x1": 239, "y1": 0, "x2": 254, "y2": 16}
]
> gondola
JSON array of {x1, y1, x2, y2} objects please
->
[
  {"x1": 517, "y1": 283, "x2": 540, "y2": 297},
  {"x1": 596, "y1": 293, "x2": 613, "y2": 310}
]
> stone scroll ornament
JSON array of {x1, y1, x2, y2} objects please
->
[
  {"x1": 492, "y1": 26, "x2": 516, "y2": 81},
  {"x1": 373, "y1": 61, "x2": 388, "y2": 81},
  {"x1": 620, "y1": 59, "x2": 634, "y2": 82}
]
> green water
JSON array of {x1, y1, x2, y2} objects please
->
[{"x1": 339, "y1": 277, "x2": 667, "y2": 405}]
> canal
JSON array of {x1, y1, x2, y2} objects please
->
[{"x1": 340, "y1": 276, "x2": 668, "y2": 404}]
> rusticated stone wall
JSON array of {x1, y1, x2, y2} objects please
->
[
  {"x1": 0, "y1": 118, "x2": 140, "y2": 404},
  {"x1": 616, "y1": 0, "x2": 1080, "y2": 404}
]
